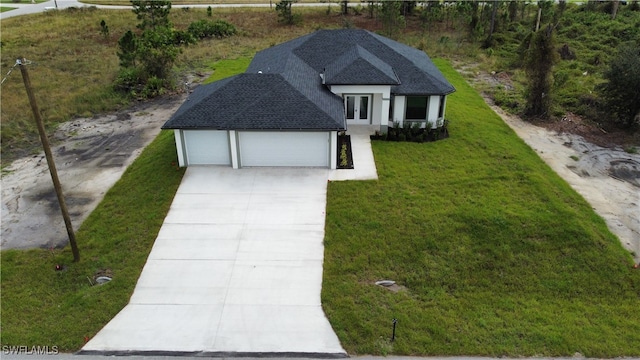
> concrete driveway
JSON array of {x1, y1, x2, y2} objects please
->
[{"x1": 82, "y1": 167, "x2": 345, "y2": 356}]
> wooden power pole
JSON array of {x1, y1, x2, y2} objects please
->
[{"x1": 17, "y1": 58, "x2": 80, "y2": 262}]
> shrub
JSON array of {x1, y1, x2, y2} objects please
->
[
  {"x1": 187, "y1": 20, "x2": 237, "y2": 39},
  {"x1": 276, "y1": 0, "x2": 301, "y2": 25},
  {"x1": 372, "y1": 121, "x2": 449, "y2": 143},
  {"x1": 141, "y1": 76, "x2": 166, "y2": 98},
  {"x1": 339, "y1": 143, "x2": 348, "y2": 167},
  {"x1": 598, "y1": 42, "x2": 640, "y2": 127},
  {"x1": 114, "y1": 67, "x2": 144, "y2": 94},
  {"x1": 171, "y1": 29, "x2": 196, "y2": 45},
  {"x1": 99, "y1": 19, "x2": 109, "y2": 39}
]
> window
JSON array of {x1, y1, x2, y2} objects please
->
[{"x1": 405, "y1": 96, "x2": 428, "y2": 120}]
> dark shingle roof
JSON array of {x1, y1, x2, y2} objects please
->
[
  {"x1": 323, "y1": 45, "x2": 400, "y2": 85},
  {"x1": 162, "y1": 73, "x2": 345, "y2": 130},
  {"x1": 164, "y1": 29, "x2": 454, "y2": 130},
  {"x1": 287, "y1": 29, "x2": 455, "y2": 95}
]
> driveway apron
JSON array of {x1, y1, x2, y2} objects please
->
[{"x1": 82, "y1": 167, "x2": 345, "y2": 356}]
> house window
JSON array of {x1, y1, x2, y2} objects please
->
[
  {"x1": 405, "y1": 96, "x2": 428, "y2": 120},
  {"x1": 438, "y1": 95, "x2": 445, "y2": 119}
]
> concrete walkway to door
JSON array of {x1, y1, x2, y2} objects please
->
[{"x1": 81, "y1": 167, "x2": 346, "y2": 357}]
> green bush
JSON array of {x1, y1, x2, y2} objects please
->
[
  {"x1": 141, "y1": 76, "x2": 166, "y2": 98},
  {"x1": 114, "y1": 67, "x2": 144, "y2": 94},
  {"x1": 187, "y1": 19, "x2": 237, "y2": 39},
  {"x1": 373, "y1": 121, "x2": 449, "y2": 143}
]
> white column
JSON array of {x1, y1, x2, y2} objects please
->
[
  {"x1": 173, "y1": 129, "x2": 186, "y2": 167},
  {"x1": 428, "y1": 95, "x2": 440, "y2": 128},
  {"x1": 381, "y1": 97, "x2": 390, "y2": 132},
  {"x1": 393, "y1": 96, "x2": 406, "y2": 128},
  {"x1": 229, "y1": 130, "x2": 239, "y2": 169},
  {"x1": 440, "y1": 96, "x2": 447, "y2": 125}
]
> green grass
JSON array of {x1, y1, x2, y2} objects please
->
[
  {"x1": 322, "y1": 59, "x2": 640, "y2": 357},
  {"x1": 1, "y1": 6, "x2": 15, "y2": 11},
  {"x1": 1, "y1": 7, "x2": 135, "y2": 162},
  {"x1": 0, "y1": 130, "x2": 185, "y2": 351},
  {"x1": 203, "y1": 57, "x2": 251, "y2": 83}
]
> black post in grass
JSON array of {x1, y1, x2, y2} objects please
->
[{"x1": 391, "y1": 318, "x2": 398, "y2": 342}]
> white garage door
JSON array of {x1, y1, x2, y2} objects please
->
[
  {"x1": 184, "y1": 130, "x2": 230, "y2": 165},
  {"x1": 239, "y1": 132, "x2": 330, "y2": 167}
]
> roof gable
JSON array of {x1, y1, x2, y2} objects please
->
[{"x1": 323, "y1": 45, "x2": 400, "y2": 85}]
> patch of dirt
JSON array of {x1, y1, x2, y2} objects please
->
[
  {"x1": 531, "y1": 112, "x2": 640, "y2": 150},
  {"x1": 1, "y1": 94, "x2": 187, "y2": 250}
]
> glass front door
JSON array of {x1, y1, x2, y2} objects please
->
[{"x1": 345, "y1": 95, "x2": 371, "y2": 125}]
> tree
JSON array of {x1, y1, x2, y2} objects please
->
[
  {"x1": 137, "y1": 26, "x2": 181, "y2": 80},
  {"x1": 507, "y1": 1, "x2": 518, "y2": 22},
  {"x1": 379, "y1": 1, "x2": 405, "y2": 37},
  {"x1": 276, "y1": 0, "x2": 298, "y2": 25},
  {"x1": 599, "y1": 43, "x2": 640, "y2": 128},
  {"x1": 115, "y1": 1, "x2": 179, "y2": 97},
  {"x1": 524, "y1": 24, "x2": 557, "y2": 118},
  {"x1": 401, "y1": 1, "x2": 417, "y2": 16},
  {"x1": 117, "y1": 30, "x2": 138, "y2": 68},
  {"x1": 611, "y1": 0, "x2": 620, "y2": 19},
  {"x1": 131, "y1": 0, "x2": 172, "y2": 30},
  {"x1": 484, "y1": 0, "x2": 499, "y2": 47}
]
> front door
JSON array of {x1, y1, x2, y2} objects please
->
[{"x1": 345, "y1": 95, "x2": 371, "y2": 125}]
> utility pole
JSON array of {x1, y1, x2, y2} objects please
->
[{"x1": 17, "y1": 58, "x2": 80, "y2": 262}]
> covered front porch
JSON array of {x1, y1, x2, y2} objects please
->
[{"x1": 329, "y1": 85, "x2": 448, "y2": 133}]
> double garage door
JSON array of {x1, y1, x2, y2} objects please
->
[{"x1": 183, "y1": 130, "x2": 330, "y2": 167}]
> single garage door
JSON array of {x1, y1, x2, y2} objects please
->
[
  {"x1": 239, "y1": 131, "x2": 330, "y2": 167},
  {"x1": 184, "y1": 130, "x2": 230, "y2": 165}
]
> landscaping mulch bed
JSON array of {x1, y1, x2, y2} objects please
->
[{"x1": 337, "y1": 134, "x2": 354, "y2": 169}]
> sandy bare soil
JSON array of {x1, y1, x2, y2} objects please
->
[
  {"x1": 1, "y1": 95, "x2": 186, "y2": 250},
  {"x1": 1, "y1": 77, "x2": 638, "y2": 264}
]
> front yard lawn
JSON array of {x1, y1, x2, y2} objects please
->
[
  {"x1": 322, "y1": 59, "x2": 640, "y2": 356},
  {"x1": 0, "y1": 130, "x2": 185, "y2": 351}
]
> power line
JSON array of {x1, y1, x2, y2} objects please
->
[
  {"x1": 1, "y1": 58, "x2": 33, "y2": 86},
  {"x1": 1, "y1": 60, "x2": 19, "y2": 86}
]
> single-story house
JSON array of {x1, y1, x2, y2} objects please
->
[{"x1": 162, "y1": 29, "x2": 455, "y2": 169}]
